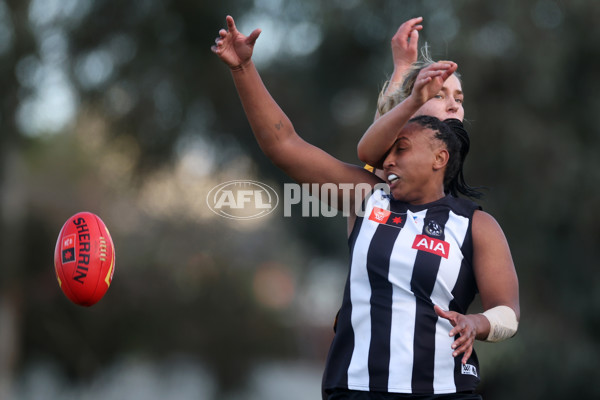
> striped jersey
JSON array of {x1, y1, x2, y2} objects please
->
[{"x1": 323, "y1": 189, "x2": 482, "y2": 395}]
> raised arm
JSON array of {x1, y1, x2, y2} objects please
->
[
  {"x1": 211, "y1": 16, "x2": 380, "y2": 209},
  {"x1": 374, "y1": 16, "x2": 423, "y2": 121},
  {"x1": 359, "y1": 61, "x2": 458, "y2": 168},
  {"x1": 366, "y1": 17, "x2": 424, "y2": 177},
  {"x1": 435, "y1": 210, "x2": 520, "y2": 364}
]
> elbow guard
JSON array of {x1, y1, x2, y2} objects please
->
[{"x1": 481, "y1": 305, "x2": 519, "y2": 342}]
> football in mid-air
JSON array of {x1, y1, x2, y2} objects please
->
[{"x1": 54, "y1": 212, "x2": 115, "y2": 306}]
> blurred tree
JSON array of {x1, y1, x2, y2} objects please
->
[{"x1": 0, "y1": 0, "x2": 37, "y2": 397}]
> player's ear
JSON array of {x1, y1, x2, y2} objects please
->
[{"x1": 433, "y1": 148, "x2": 449, "y2": 171}]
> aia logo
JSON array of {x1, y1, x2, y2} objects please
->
[
  {"x1": 206, "y1": 180, "x2": 279, "y2": 220},
  {"x1": 369, "y1": 207, "x2": 391, "y2": 224},
  {"x1": 412, "y1": 234, "x2": 450, "y2": 258}
]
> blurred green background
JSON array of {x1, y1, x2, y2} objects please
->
[{"x1": 1, "y1": 0, "x2": 599, "y2": 399}]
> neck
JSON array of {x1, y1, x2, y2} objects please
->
[
  {"x1": 408, "y1": 191, "x2": 446, "y2": 205},
  {"x1": 396, "y1": 185, "x2": 446, "y2": 205}
]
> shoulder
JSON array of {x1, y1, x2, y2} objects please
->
[
  {"x1": 473, "y1": 210, "x2": 501, "y2": 229},
  {"x1": 440, "y1": 195, "x2": 481, "y2": 219},
  {"x1": 472, "y1": 210, "x2": 509, "y2": 246}
]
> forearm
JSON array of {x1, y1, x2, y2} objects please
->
[
  {"x1": 373, "y1": 66, "x2": 411, "y2": 121},
  {"x1": 230, "y1": 61, "x2": 295, "y2": 160},
  {"x1": 359, "y1": 95, "x2": 422, "y2": 167},
  {"x1": 385, "y1": 66, "x2": 410, "y2": 96}
]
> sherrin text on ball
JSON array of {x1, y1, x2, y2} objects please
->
[{"x1": 54, "y1": 212, "x2": 115, "y2": 306}]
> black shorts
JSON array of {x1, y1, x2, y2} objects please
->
[{"x1": 326, "y1": 389, "x2": 483, "y2": 400}]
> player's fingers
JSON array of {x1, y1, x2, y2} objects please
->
[
  {"x1": 419, "y1": 71, "x2": 444, "y2": 82},
  {"x1": 226, "y1": 15, "x2": 238, "y2": 33},
  {"x1": 461, "y1": 346, "x2": 473, "y2": 365},
  {"x1": 452, "y1": 332, "x2": 474, "y2": 356},
  {"x1": 393, "y1": 17, "x2": 423, "y2": 40},
  {"x1": 409, "y1": 28, "x2": 420, "y2": 43},
  {"x1": 434, "y1": 306, "x2": 458, "y2": 327},
  {"x1": 419, "y1": 63, "x2": 451, "y2": 76},
  {"x1": 435, "y1": 61, "x2": 457, "y2": 72},
  {"x1": 450, "y1": 326, "x2": 471, "y2": 347},
  {"x1": 406, "y1": 16, "x2": 424, "y2": 28},
  {"x1": 440, "y1": 61, "x2": 457, "y2": 70},
  {"x1": 449, "y1": 322, "x2": 465, "y2": 337},
  {"x1": 246, "y1": 28, "x2": 262, "y2": 45},
  {"x1": 443, "y1": 62, "x2": 458, "y2": 78},
  {"x1": 456, "y1": 336, "x2": 474, "y2": 356},
  {"x1": 421, "y1": 69, "x2": 444, "y2": 76},
  {"x1": 439, "y1": 66, "x2": 458, "y2": 83},
  {"x1": 434, "y1": 61, "x2": 455, "y2": 70},
  {"x1": 414, "y1": 76, "x2": 432, "y2": 88},
  {"x1": 434, "y1": 305, "x2": 447, "y2": 317}
]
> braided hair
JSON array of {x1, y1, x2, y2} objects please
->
[
  {"x1": 408, "y1": 116, "x2": 483, "y2": 199},
  {"x1": 442, "y1": 118, "x2": 483, "y2": 199}
]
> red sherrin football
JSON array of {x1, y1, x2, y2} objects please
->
[{"x1": 54, "y1": 212, "x2": 115, "y2": 306}]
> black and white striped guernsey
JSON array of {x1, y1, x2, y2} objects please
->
[{"x1": 323, "y1": 189, "x2": 482, "y2": 395}]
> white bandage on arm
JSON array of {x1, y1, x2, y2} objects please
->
[{"x1": 481, "y1": 305, "x2": 519, "y2": 342}]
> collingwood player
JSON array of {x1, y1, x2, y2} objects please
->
[{"x1": 211, "y1": 16, "x2": 519, "y2": 400}]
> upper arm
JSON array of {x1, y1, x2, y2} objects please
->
[
  {"x1": 268, "y1": 133, "x2": 382, "y2": 211},
  {"x1": 358, "y1": 95, "x2": 421, "y2": 168},
  {"x1": 472, "y1": 210, "x2": 520, "y2": 321}
]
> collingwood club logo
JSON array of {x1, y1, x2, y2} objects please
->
[
  {"x1": 207, "y1": 180, "x2": 279, "y2": 220},
  {"x1": 425, "y1": 220, "x2": 443, "y2": 237}
]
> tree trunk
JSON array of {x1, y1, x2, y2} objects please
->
[{"x1": 0, "y1": 147, "x2": 26, "y2": 399}]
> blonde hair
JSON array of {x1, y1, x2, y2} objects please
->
[{"x1": 377, "y1": 45, "x2": 461, "y2": 116}]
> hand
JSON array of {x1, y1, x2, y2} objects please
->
[
  {"x1": 410, "y1": 61, "x2": 458, "y2": 105},
  {"x1": 211, "y1": 15, "x2": 262, "y2": 70},
  {"x1": 390, "y1": 17, "x2": 423, "y2": 73},
  {"x1": 434, "y1": 305, "x2": 480, "y2": 365}
]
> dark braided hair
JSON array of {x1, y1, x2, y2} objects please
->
[
  {"x1": 407, "y1": 116, "x2": 483, "y2": 199},
  {"x1": 442, "y1": 118, "x2": 483, "y2": 199}
]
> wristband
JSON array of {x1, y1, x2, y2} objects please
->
[{"x1": 481, "y1": 305, "x2": 518, "y2": 342}]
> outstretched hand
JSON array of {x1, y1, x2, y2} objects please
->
[
  {"x1": 410, "y1": 61, "x2": 458, "y2": 105},
  {"x1": 390, "y1": 17, "x2": 423, "y2": 72},
  {"x1": 434, "y1": 305, "x2": 482, "y2": 365},
  {"x1": 211, "y1": 15, "x2": 262, "y2": 69}
]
